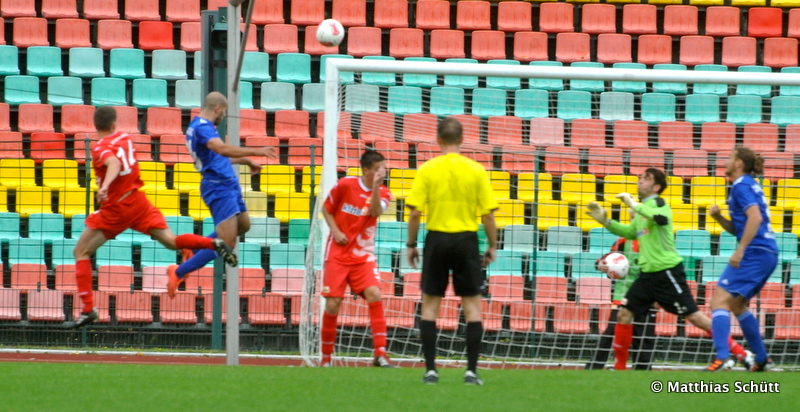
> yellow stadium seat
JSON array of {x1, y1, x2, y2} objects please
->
[
  {"x1": 144, "y1": 188, "x2": 181, "y2": 217},
  {"x1": 0, "y1": 186, "x2": 7, "y2": 212},
  {"x1": 772, "y1": 0, "x2": 800, "y2": 6},
  {"x1": 792, "y1": 208, "x2": 800, "y2": 237},
  {"x1": 347, "y1": 167, "x2": 362, "y2": 176},
  {"x1": 388, "y1": 168, "x2": 416, "y2": 199},
  {"x1": 301, "y1": 165, "x2": 321, "y2": 195},
  {"x1": 671, "y1": 203, "x2": 699, "y2": 232},
  {"x1": 775, "y1": 179, "x2": 800, "y2": 211},
  {"x1": 576, "y1": 200, "x2": 611, "y2": 232},
  {"x1": 380, "y1": 199, "x2": 398, "y2": 222},
  {"x1": 172, "y1": 162, "x2": 200, "y2": 193},
  {"x1": 42, "y1": 159, "x2": 80, "y2": 191},
  {"x1": 16, "y1": 186, "x2": 52, "y2": 217},
  {"x1": 689, "y1": 176, "x2": 726, "y2": 208},
  {"x1": 517, "y1": 172, "x2": 552, "y2": 203},
  {"x1": 770, "y1": 206, "x2": 785, "y2": 233},
  {"x1": 237, "y1": 164, "x2": 254, "y2": 192},
  {"x1": 689, "y1": 0, "x2": 723, "y2": 5},
  {"x1": 535, "y1": 200, "x2": 569, "y2": 231},
  {"x1": 0, "y1": 158, "x2": 37, "y2": 189},
  {"x1": 493, "y1": 198, "x2": 525, "y2": 228},
  {"x1": 489, "y1": 170, "x2": 511, "y2": 199},
  {"x1": 560, "y1": 173, "x2": 597, "y2": 205},
  {"x1": 603, "y1": 175, "x2": 637, "y2": 205},
  {"x1": 58, "y1": 187, "x2": 95, "y2": 218},
  {"x1": 187, "y1": 189, "x2": 211, "y2": 221},
  {"x1": 649, "y1": 0, "x2": 683, "y2": 4},
  {"x1": 731, "y1": 0, "x2": 766, "y2": 5},
  {"x1": 704, "y1": 204, "x2": 729, "y2": 236},
  {"x1": 274, "y1": 192, "x2": 311, "y2": 224},
  {"x1": 260, "y1": 164, "x2": 296, "y2": 196},
  {"x1": 138, "y1": 161, "x2": 168, "y2": 191},
  {"x1": 662, "y1": 175, "x2": 684, "y2": 206},
  {"x1": 244, "y1": 190, "x2": 269, "y2": 218}
]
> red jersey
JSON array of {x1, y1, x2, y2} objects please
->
[
  {"x1": 91, "y1": 131, "x2": 144, "y2": 204},
  {"x1": 324, "y1": 176, "x2": 392, "y2": 265}
]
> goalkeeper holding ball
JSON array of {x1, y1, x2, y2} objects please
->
[{"x1": 585, "y1": 168, "x2": 751, "y2": 371}]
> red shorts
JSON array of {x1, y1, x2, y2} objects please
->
[
  {"x1": 85, "y1": 190, "x2": 168, "y2": 239},
  {"x1": 322, "y1": 259, "x2": 381, "y2": 298}
]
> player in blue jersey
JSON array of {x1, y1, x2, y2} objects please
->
[
  {"x1": 706, "y1": 147, "x2": 779, "y2": 372},
  {"x1": 167, "y1": 92, "x2": 277, "y2": 298}
]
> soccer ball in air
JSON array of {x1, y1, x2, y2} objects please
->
[
  {"x1": 316, "y1": 19, "x2": 345, "y2": 47},
  {"x1": 604, "y1": 252, "x2": 629, "y2": 280}
]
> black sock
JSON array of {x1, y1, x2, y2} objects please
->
[
  {"x1": 420, "y1": 320, "x2": 438, "y2": 372},
  {"x1": 466, "y1": 321, "x2": 483, "y2": 373}
]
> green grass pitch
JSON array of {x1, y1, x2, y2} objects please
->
[{"x1": 2, "y1": 363, "x2": 799, "y2": 411}]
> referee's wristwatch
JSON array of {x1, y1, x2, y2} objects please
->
[{"x1": 406, "y1": 242, "x2": 417, "y2": 248}]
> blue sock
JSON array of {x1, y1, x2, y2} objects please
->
[
  {"x1": 738, "y1": 311, "x2": 768, "y2": 363},
  {"x1": 711, "y1": 309, "x2": 731, "y2": 360},
  {"x1": 176, "y1": 249, "x2": 217, "y2": 278}
]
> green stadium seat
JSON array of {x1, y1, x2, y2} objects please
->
[
  {"x1": 319, "y1": 54, "x2": 354, "y2": 84},
  {"x1": 51, "y1": 238, "x2": 77, "y2": 269},
  {"x1": 116, "y1": 227, "x2": 151, "y2": 245},
  {"x1": 531, "y1": 251, "x2": 565, "y2": 278},
  {"x1": 569, "y1": 62, "x2": 605, "y2": 93},
  {"x1": 0, "y1": 212, "x2": 21, "y2": 245},
  {"x1": 685, "y1": 93, "x2": 720, "y2": 124},
  {"x1": 701, "y1": 256, "x2": 728, "y2": 283},
  {"x1": 276, "y1": 53, "x2": 312, "y2": 84},
  {"x1": 269, "y1": 243, "x2": 306, "y2": 270},
  {"x1": 471, "y1": 88, "x2": 507, "y2": 118},
  {"x1": 4, "y1": 75, "x2": 40, "y2": 105},
  {"x1": 245, "y1": 216, "x2": 282, "y2": 247},
  {"x1": 68, "y1": 47, "x2": 105, "y2": 78},
  {"x1": 487, "y1": 250, "x2": 524, "y2": 276},
  {"x1": 151, "y1": 49, "x2": 188, "y2": 81},
  {"x1": 486, "y1": 59, "x2": 522, "y2": 90},
  {"x1": 611, "y1": 62, "x2": 647, "y2": 93},
  {"x1": 545, "y1": 226, "x2": 582, "y2": 255},
  {"x1": 430, "y1": 86, "x2": 465, "y2": 117},
  {"x1": 640, "y1": 92, "x2": 676, "y2": 124},
  {"x1": 556, "y1": 90, "x2": 592, "y2": 121},
  {"x1": 26, "y1": 46, "x2": 63, "y2": 77},
  {"x1": 238, "y1": 81, "x2": 254, "y2": 110},
  {"x1": 27, "y1": 213, "x2": 65, "y2": 244},
  {"x1": 240, "y1": 51, "x2": 272, "y2": 83},
  {"x1": 387, "y1": 85, "x2": 423, "y2": 115},
  {"x1": 46, "y1": 76, "x2": 84, "y2": 107},
  {"x1": 109, "y1": 48, "x2": 146, "y2": 79},
  {"x1": 90, "y1": 77, "x2": 127, "y2": 106},
  {"x1": 676, "y1": 229, "x2": 712, "y2": 280},
  {"x1": 362, "y1": 56, "x2": 397, "y2": 86},
  {"x1": 770, "y1": 96, "x2": 800, "y2": 126},
  {"x1": 692, "y1": 64, "x2": 729, "y2": 96},
  {"x1": 132, "y1": 78, "x2": 169, "y2": 109},
  {"x1": 140, "y1": 239, "x2": 178, "y2": 268},
  {"x1": 288, "y1": 218, "x2": 311, "y2": 245},
  {"x1": 736, "y1": 66, "x2": 773, "y2": 97},
  {"x1": 779, "y1": 67, "x2": 800, "y2": 96},
  {"x1": 789, "y1": 259, "x2": 800, "y2": 285},
  {"x1": 503, "y1": 224, "x2": 537, "y2": 254},
  {"x1": 588, "y1": 227, "x2": 619, "y2": 253},
  {"x1": 165, "y1": 215, "x2": 194, "y2": 235},
  {"x1": 599, "y1": 91, "x2": 634, "y2": 121},
  {"x1": 374, "y1": 221, "x2": 408, "y2": 251},
  {"x1": 443, "y1": 58, "x2": 479, "y2": 88},
  {"x1": 261, "y1": 82, "x2": 297, "y2": 111},
  {"x1": 570, "y1": 252, "x2": 604, "y2": 278},
  {"x1": 174, "y1": 79, "x2": 201, "y2": 110},
  {"x1": 652, "y1": 64, "x2": 688, "y2": 95},
  {"x1": 529, "y1": 61, "x2": 564, "y2": 91},
  {"x1": 514, "y1": 89, "x2": 549, "y2": 119},
  {"x1": 8, "y1": 238, "x2": 45, "y2": 266},
  {"x1": 402, "y1": 57, "x2": 438, "y2": 88},
  {"x1": 193, "y1": 51, "x2": 203, "y2": 79},
  {"x1": 0, "y1": 45, "x2": 20, "y2": 75},
  {"x1": 776, "y1": 232, "x2": 799, "y2": 262},
  {"x1": 345, "y1": 84, "x2": 381, "y2": 113},
  {"x1": 301, "y1": 83, "x2": 325, "y2": 113},
  {"x1": 726, "y1": 94, "x2": 763, "y2": 126},
  {"x1": 95, "y1": 239, "x2": 133, "y2": 267},
  {"x1": 239, "y1": 241, "x2": 263, "y2": 269}
]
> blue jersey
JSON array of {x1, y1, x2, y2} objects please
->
[
  {"x1": 727, "y1": 174, "x2": 778, "y2": 253},
  {"x1": 185, "y1": 116, "x2": 238, "y2": 183}
]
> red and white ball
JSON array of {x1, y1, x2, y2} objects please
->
[
  {"x1": 316, "y1": 19, "x2": 345, "y2": 47},
  {"x1": 604, "y1": 252, "x2": 629, "y2": 280}
]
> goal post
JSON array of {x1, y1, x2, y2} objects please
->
[{"x1": 299, "y1": 58, "x2": 800, "y2": 369}]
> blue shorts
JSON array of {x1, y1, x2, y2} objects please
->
[
  {"x1": 201, "y1": 178, "x2": 247, "y2": 226},
  {"x1": 718, "y1": 247, "x2": 778, "y2": 300}
]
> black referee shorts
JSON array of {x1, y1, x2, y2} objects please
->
[
  {"x1": 421, "y1": 230, "x2": 483, "y2": 297},
  {"x1": 623, "y1": 263, "x2": 699, "y2": 317}
]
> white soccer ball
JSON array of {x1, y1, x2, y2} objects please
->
[
  {"x1": 316, "y1": 19, "x2": 345, "y2": 47},
  {"x1": 604, "y1": 252, "x2": 629, "y2": 280}
]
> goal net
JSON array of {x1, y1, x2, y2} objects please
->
[{"x1": 300, "y1": 59, "x2": 800, "y2": 370}]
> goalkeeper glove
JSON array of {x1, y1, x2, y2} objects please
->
[
  {"x1": 585, "y1": 202, "x2": 608, "y2": 226},
  {"x1": 615, "y1": 192, "x2": 639, "y2": 210}
]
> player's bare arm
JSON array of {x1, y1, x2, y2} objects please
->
[
  {"x1": 481, "y1": 212, "x2": 498, "y2": 266},
  {"x1": 729, "y1": 205, "x2": 763, "y2": 268},
  {"x1": 406, "y1": 208, "x2": 422, "y2": 268},
  {"x1": 708, "y1": 204, "x2": 736, "y2": 234},
  {"x1": 206, "y1": 137, "x2": 277, "y2": 159},
  {"x1": 97, "y1": 156, "x2": 122, "y2": 202},
  {"x1": 321, "y1": 208, "x2": 348, "y2": 245}
]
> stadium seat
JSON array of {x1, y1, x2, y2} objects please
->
[
  {"x1": 628, "y1": 148, "x2": 666, "y2": 176},
  {"x1": 42, "y1": 158, "x2": 80, "y2": 192},
  {"x1": 487, "y1": 116, "x2": 523, "y2": 146},
  {"x1": 599, "y1": 92, "x2": 634, "y2": 122},
  {"x1": 415, "y1": 0, "x2": 449, "y2": 30},
  {"x1": 570, "y1": 118, "x2": 606, "y2": 149},
  {"x1": 528, "y1": 117, "x2": 565, "y2": 147},
  {"x1": 777, "y1": 179, "x2": 800, "y2": 211},
  {"x1": 456, "y1": 1, "x2": 490, "y2": 31},
  {"x1": 657, "y1": 121, "x2": 694, "y2": 151},
  {"x1": 290, "y1": 0, "x2": 324, "y2": 25},
  {"x1": 158, "y1": 134, "x2": 193, "y2": 166},
  {"x1": 0, "y1": 131, "x2": 23, "y2": 158},
  {"x1": 17, "y1": 103, "x2": 54, "y2": 134},
  {"x1": 603, "y1": 174, "x2": 637, "y2": 206},
  {"x1": 721, "y1": 37, "x2": 757, "y2": 68},
  {"x1": 572, "y1": 255, "x2": 610, "y2": 281},
  {"x1": 689, "y1": 177, "x2": 726, "y2": 208},
  {"x1": 672, "y1": 148, "x2": 709, "y2": 179},
  {"x1": 13, "y1": 17, "x2": 48, "y2": 48},
  {"x1": 763, "y1": 37, "x2": 799, "y2": 69},
  {"x1": 0, "y1": 46, "x2": 20, "y2": 75},
  {"x1": 332, "y1": 0, "x2": 367, "y2": 27},
  {"x1": 178, "y1": 21, "x2": 201, "y2": 52},
  {"x1": 534, "y1": 274, "x2": 569, "y2": 304},
  {"x1": 679, "y1": 36, "x2": 714, "y2": 67},
  {"x1": 441, "y1": 58, "x2": 478, "y2": 89},
  {"x1": 69, "y1": 47, "x2": 107, "y2": 79},
  {"x1": 341, "y1": 27, "x2": 379, "y2": 57},
  {"x1": 735, "y1": 65, "x2": 772, "y2": 97},
  {"x1": 276, "y1": 53, "x2": 311, "y2": 84},
  {"x1": 138, "y1": 21, "x2": 174, "y2": 50},
  {"x1": 26, "y1": 213, "x2": 65, "y2": 246},
  {"x1": 260, "y1": 24, "x2": 298, "y2": 55},
  {"x1": 705, "y1": 6, "x2": 741, "y2": 37},
  {"x1": 671, "y1": 203, "x2": 700, "y2": 232},
  {"x1": 151, "y1": 50, "x2": 188, "y2": 81},
  {"x1": 26, "y1": 289, "x2": 66, "y2": 322},
  {"x1": 26, "y1": 46, "x2": 63, "y2": 77},
  {"x1": 611, "y1": 63, "x2": 647, "y2": 94},
  {"x1": 275, "y1": 110, "x2": 311, "y2": 140},
  {"x1": 543, "y1": 147, "x2": 580, "y2": 176},
  {"x1": 622, "y1": 4, "x2": 657, "y2": 34},
  {"x1": 389, "y1": 28, "x2": 424, "y2": 59},
  {"x1": 273, "y1": 192, "x2": 311, "y2": 223},
  {"x1": 46, "y1": 77, "x2": 84, "y2": 107},
  {"x1": 560, "y1": 173, "x2": 597, "y2": 205},
  {"x1": 636, "y1": 35, "x2": 673, "y2": 66},
  {"x1": 685, "y1": 93, "x2": 720, "y2": 124},
  {"x1": 748, "y1": 7, "x2": 783, "y2": 38},
  {"x1": 513, "y1": 89, "x2": 549, "y2": 119},
  {"x1": 109, "y1": 48, "x2": 145, "y2": 79},
  {"x1": 1, "y1": 0, "x2": 36, "y2": 17},
  {"x1": 0, "y1": 158, "x2": 37, "y2": 189},
  {"x1": 429, "y1": 29, "x2": 465, "y2": 60},
  {"x1": 146, "y1": 107, "x2": 183, "y2": 138},
  {"x1": 124, "y1": 0, "x2": 159, "y2": 20},
  {"x1": 55, "y1": 18, "x2": 91, "y2": 49},
  {"x1": 429, "y1": 86, "x2": 465, "y2": 117},
  {"x1": 132, "y1": 79, "x2": 169, "y2": 109},
  {"x1": 776, "y1": 232, "x2": 799, "y2": 263},
  {"x1": 555, "y1": 33, "x2": 590, "y2": 64},
  {"x1": 596, "y1": 34, "x2": 632, "y2": 65},
  {"x1": 301, "y1": 25, "x2": 338, "y2": 56},
  {"x1": 0, "y1": 289, "x2": 21, "y2": 321},
  {"x1": 471, "y1": 31, "x2": 506, "y2": 61},
  {"x1": 260, "y1": 82, "x2": 296, "y2": 112},
  {"x1": 762, "y1": 152, "x2": 795, "y2": 182},
  {"x1": 145, "y1": 188, "x2": 181, "y2": 218},
  {"x1": 556, "y1": 90, "x2": 592, "y2": 121},
  {"x1": 569, "y1": 62, "x2": 605, "y2": 93},
  {"x1": 0, "y1": 103, "x2": 8, "y2": 132},
  {"x1": 581, "y1": 4, "x2": 616, "y2": 34},
  {"x1": 664, "y1": 5, "x2": 699, "y2": 36},
  {"x1": 30, "y1": 132, "x2": 66, "y2": 163},
  {"x1": 770, "y1": 96, "x2": 800, "y2": 126},
  {"x1": 742, "y1": 123, "x2": 779, "y2": 152},
  {"x1": 174, "y1": 79, "x2": 201, "y2": 109},
  {"x1": 96, "y1": 19, "x2": 132, "y2": 50},
  {"x1": 699, "y1": 122, "x2": 735, "y2": 155},
  {"x1": 165, "y1": 0, "x2": 200, "y2": 22},
  {"x1": 513, "y1": 31, "x2": 548, "y2": 62},
  {"x1": 9, "y1": 238, "x2": 46, "y2": 268},
  {"x1": 587, "y1": 148, "x2": 624, "y2": 177},
  {"x1": 373, "y1": 0, "x2": 408, "y2": 29}
]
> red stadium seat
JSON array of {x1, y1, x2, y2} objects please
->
[
  {"x1": 240, "y1": 108, "x2": 268, "y2": 137},
  {"x1": 429, "y1": 29, "x2": 465, "y2": 60},
  {"x1": 416, "y1": 0, "x2": 450, "y2": 30},
  {"x1": 315, "y1": 112, "x2": 352, "y2": 140},
  {"x1": 655, "y1": 311, "x2": 678, "y2": 337},
  {"x1": 456, "y1": 1, "x2": 491, "y2": 31},
  {"x1": 263, "y1": 24, "x2": 299, "y2": 54},
  {"x1": 389, "y1": 28, "x2": 424, "y2": 59},
  {"x1": 553, "y1": 303, "x2": 591, "y2": 334},
  {"x1": 373, "y1": 0, "x2": 408, "y2": 29},
  {"x1": 501, "y1": 144, "x2": 536, "y2": 173},
  {"x1": 13, "y1": 17, "x2": 49, "y2": 48},
  {"x1": 203, "y1": 293, "x2": 240, "y2": 324},
  {"x1": 0, "y1": 131, "x2": 23, "y2": 158},
  {"x1": 11, "y1": 263, "x2": 48, "y2": 289},
  {"x1": 98, "y1": 265, "x2": 135, "y2": 292},
  {"x1": 290, "y1": 0, "x2": 324, "y2": 25},
  {"x1": 497, "y1": 1, "x2": 531, "y2": 32},
  {"x1": 596, "y1": 33, "x2": 632, "y2": 64},
  {"x1": 0, "y1": 289, "x2": 21, "y2": 321},
  {"x1": 513, "y1": 31, "x2": 548, "y2": 62},
  {"x1": 111, "y1": 105, "x2": 141, "y2": 134},
  {"x1": 581, "y1": 4, "x2": 616, "y2": 34},
  {"x1": 587, "y1": 147, "x2": 624, "y2": 177},
  {"x1": 42, "y1": 0, "x2": 79, "y2": 18},
  {"x1": 248, "y1": 293, "x2": 286, "y2": 325},
  {"x1": 271, "y1": 268, "x2": 305, "y2": 295},
  {"x1": 384, "y1": 297, "x2": 415, "y2": 328},
  {"x1": 1, "y1": 0, "x2": 36, "y2": 17},
  {"x1": 27, "y1": 290, "x2": 66, "y2": 322},
  {"x1": 657, "y1": 121, "x2": 694, "y2": 151},
  {"x1": 763, "y1": 37, "x2": 799, "y2": 69},
  {"x1": 629, "y1": 148, "x2": 665, "y2": 176},
  {"x1": 360, "y1": 112, "x2": 396, "y2": 144},
  {"x1": 287, "y1": 137, "x2": 323, "y2": 169},
  {"x1": 274, "y1": 110, "x2": 311, "y2": 139},
  {"x1": 0, "y1": 103, "x2": 8, "y2": 131},
  {"x1": 146, "y1": 107, "x2": 182, "y2": 138},
  {"x1": 663, "y1": 5, "x2": 698, "y2": 36},
  {"x1": 402, "y1": 113, "x2": 437, "y2": 144},
  {"x1": 125, "y1": 0, "x2": 161, "y2": 21},
  {"x1": 244, "y1": 136, "x2": 280, "y2": 166},
  {"x1": 721, "y1": 36, "x2": 757, "y2": 68},
  {"x1": 774, "y1": 309, "x2": 800, "y2": 340},
  {"x1": 96, "y1": 19, "x2": 133, "y2": 50},
  {"x1": 450, "y1": 114, "x2": 480, "y2": 146},
  {"x1": 544, "y1": 146, "x2": 580, "y2": 176},
  {"x1": 637, "y1": 35, "x2": 673, "y2": 66},
  {"x1": 742, "y1": 123, "x2": 779, "y2": 152},
  {"x1": 509, "y1": 301, "x2": 545, "y2": 332},
  {"x1": 762, "y1": 152, "x2": 795, "y2": 182},
  {"x1": 180, "y1": 22, "x2": 202, "y2": 52},
  {"x1": 183, "y1": 267, "x2": 213, "y2": 294},
  {"x1": 482, "y1": 300, "x2": 504, "y2": 331},
  {"x1": 622, "y1": 4, "x2": 657, "y2": 35},
  {"x1": 789, "y1": 8, "x2": 800, "y2": 38},
  {"x1": 346, "y1": 27, "x2": 382, "y2": 57},
  {"x1": 784, "y1": 124, "x2": 800, "y2": 154},
  {"x1": 373, "y1": 141, "x2": 409, "y2": 169},
  {"x1": 116, "y1": 291, "x2": 153, "y2": 323},
  {"x1": 488, "y1": 275, "x2": 524, "y2": 301},
  {"x1": 699, "y1": 122, "x2": 736, "y2": 154},
  {"x1": 471, "y1": 30, "x2": 506, "y2": 61},
  {"x1": 332, "y1": 0, "x2": 367, "y2": 27},
  {"x1": 251, "y1": 0, "x2": 284, "y2": 25},
  {"x1": 461, "y1": 143, "x2": 493, "y2": 170},
  {"x1": 570, "y1": 118, "x2": 606, "y2": 149},
  {"x1": 165, "y1": 0, "x2": 200, "y2": 22},
  {"x1": 555, "y1": 32, "x2": 590, "y2": 64},
  {"x1": 18, "y1": 104, "x2": 55, "y2": 134},
  {"x1": 141, "y1": 267, "x2": 167, "y2": 293},
  {"x1": 613, "y1": 120, "x2": 648, "y2": 149},
  {"x1": 55, "y1": 18, "x2": 91, "y2": 48},
  {"x1": 303, "y1": 25, "x2": 338, "y2": 55},
  {"x1": 159, "y1": 292, "x2": 197, "y2": 324},
  {"x1": 239, "y1": 268, "x2": 267, "y2": 295},
  {"x1": 0, "y1": 18, "x2": 4, "y2": 45},
  {"x1": 158, "y1": 134, "x2": 193, "y2": 165},
  {"x1": 486, "y1": 116, "x2": 524, "y2": 146},
  {"x1": 575, "y1": 277, "x2": 612, "y2": 305},
  {"x1": 83, "y1": 0, "x2": 118, "y2": 19},
  {"x1": 534, "y1": 276, "x2": 568, "y2": 304},
  {"x1": 671, "y1": 148, "x2": 708, "y2": 179},
  {"x1": 529, "y1": 117, "x2": 565, "y2": 147},
  {"x1": 539, "y1": 2, "x2": 574, "y2": 34},
  {"x1": 758, "y1": 282, "x2": 786, "y2": 311},
  {"x1": 60, "y1": 105, "x2": 95, "y2": 136},
  {"x1": 679, "y1": 36, "x2": 714, "y2": 67},
  {"x1": 240, "y1": 23, "x2": 259, "y2": 52},
  {"x1": 415, "y1": 142, "x2": 438, "y2": 164},
  {"x1": 748, "y1": 7, "x2": 783, "y2": 38},
  {"x1": 705, "y1": 6, "x2": 741, "y2": 37},
  {"x1": 138, "y1": 21, "x2": 174, "y2": 50}
]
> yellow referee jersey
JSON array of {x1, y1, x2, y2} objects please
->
[{"x1": 406, "y1": 153, "x2": 498, "y2": 233}]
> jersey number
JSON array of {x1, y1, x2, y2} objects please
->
[{"x1": 116, "y1": 139, "x2": 137, "y2": 176}]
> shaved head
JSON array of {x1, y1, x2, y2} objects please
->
[{"x1": 203, "y1": 91, "x2": 228, "y2": 110}]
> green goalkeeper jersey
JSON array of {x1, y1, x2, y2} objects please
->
[
  {"x1": 604, "y1": 195, "x2": 683, "y2": 273},
  {"x1": 612, "y1": 239, "x2": 641, "y2": 304}
]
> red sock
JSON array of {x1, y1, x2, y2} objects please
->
[
  {"x1": 613, "y1": 323, "x2": 634, "y2": 370},
  {"x1": 728, "y1": 336, "x2": 746, "y2": 360},
  {"x1": 175, "y1": 234, "x2": 215, "y2": 250},
  {"x1": 368, "y1": 301, "x2": 388, "y2": 357},
  {"x1": 75, "y1": 259, "x2": 93, "y2": 313},
  {"x1": 321, "y1": 312, "x2": 338, "y2": 357}
]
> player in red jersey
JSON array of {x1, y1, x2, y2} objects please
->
[
  {"x1": 319, "y1": 150, "x2": 395, "y2": 367},
  {"x1": 72, "y1": 106, "x2": 235, "y2": 328}
]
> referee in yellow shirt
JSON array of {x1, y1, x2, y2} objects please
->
[{"x1": 405, "y1": 117, "x2": 498, "y2": 385}]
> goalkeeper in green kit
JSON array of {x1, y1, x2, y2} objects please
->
[{"x1": 585, "y1": 168, "x2": 751, "y2": 370}]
